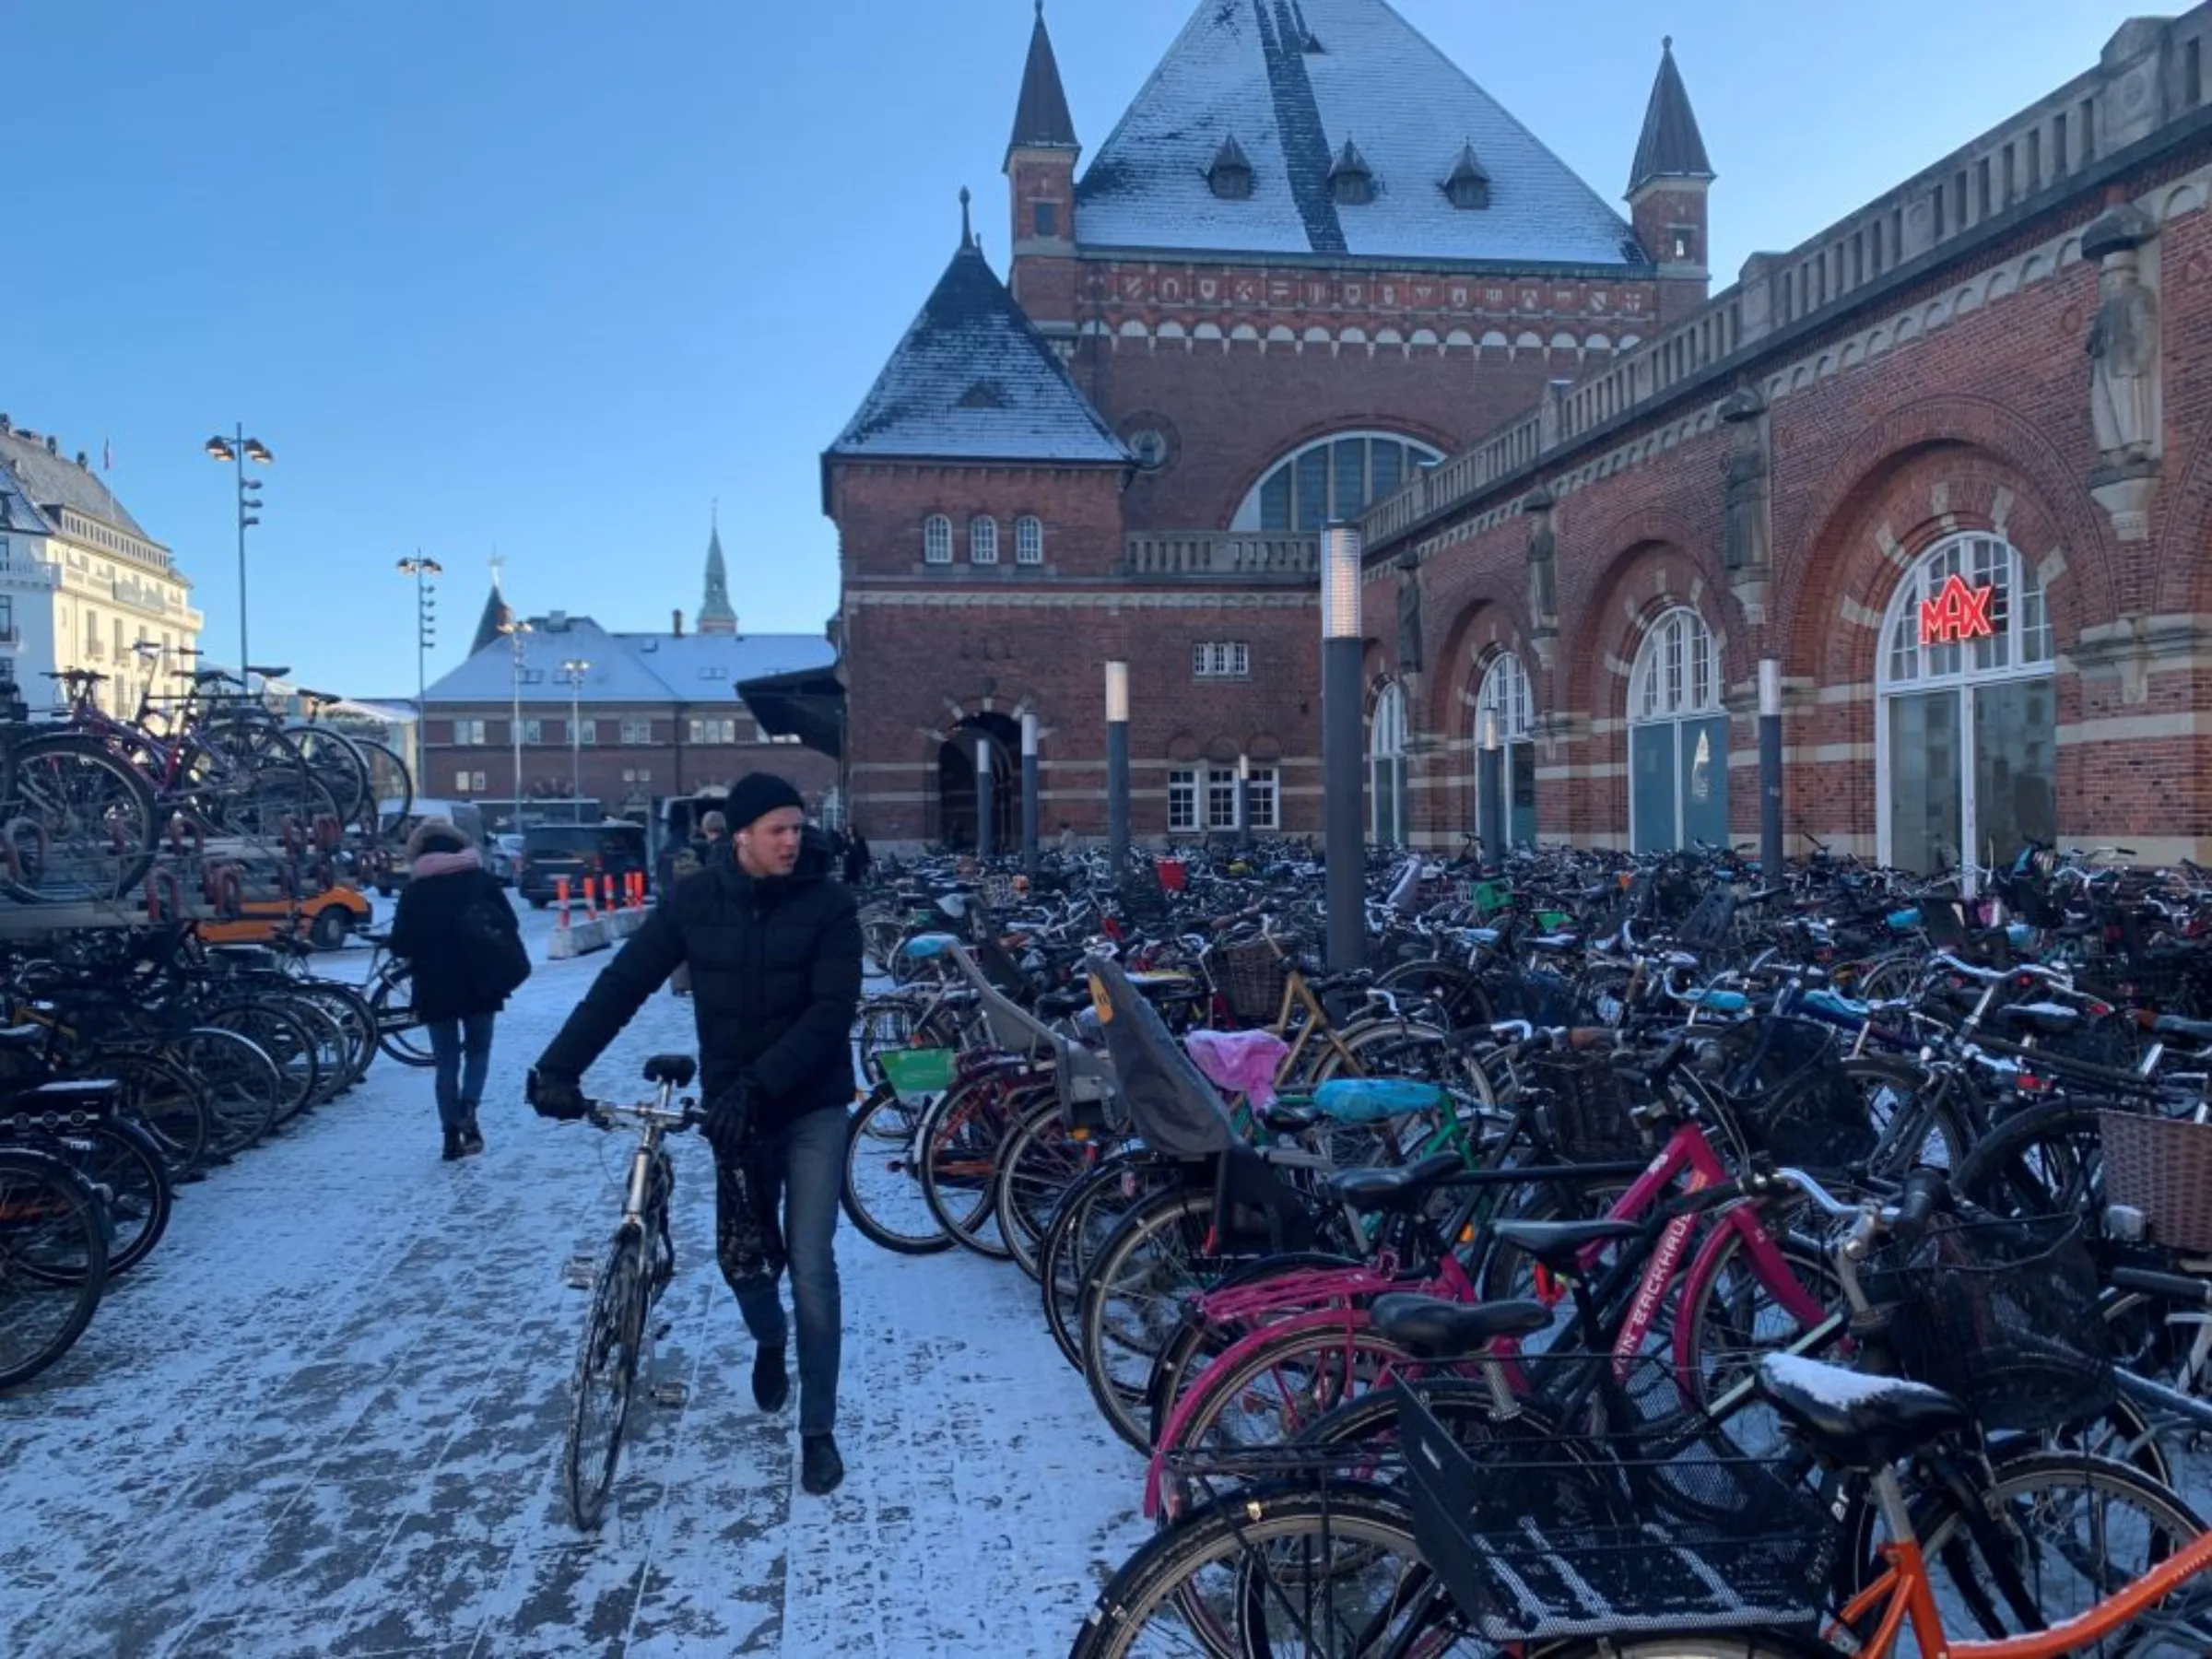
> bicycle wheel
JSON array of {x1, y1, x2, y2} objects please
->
[
  {"x1": 0, "y1": 1147, "x2": 109, "y2": 1388},
  {"x1": 992, "y1": 1095, "x2": 1101, "y2": 1281},
  {"x1": 349, "y1": 735, "x2": 413, "y2": 825},
  {"x1": 917, "y1": 1075, "x2": 1041, "y2": 1260},
  {"x1": 0, "y1": 734, "x2": 159, "y2": 903},
  {"x1": 1068, "y1": 1481, "x2": 1465, "y2": 1659},
  {"x1": 1041, "y1": 1157, "x2": 1173, "y2": 1372},
  {"x1": 285, "y1": 724, "x2": 371, "y2": 827},
  {"x1": 370, "y1": 971, "x2": 434, "y2": 1067},
  {"x1": 840, "y1": 1084, "x2": 955, "y2": 1255},
  {"x1": 203, "y1": 1004, "x2": 320, "y2": 1125},
  {"x1": 173, "y1": 1027, "x2": 283, "y2": 1157},
  {"x1": 1080, "y1": 1187, "x2": 1218, "y2": 1451},
  {"x1": 1162, "y1": 1320, "x2": 1425, "y2": 1470},
  {"x1": 290, "y1": 980, "x2": 378, "y2": 1091},
  {"x1": 32, "y1": 1117, "x2": 172, "y2": 1277},
  {"x1": 563, "y1": 1229, "x2": 645, "y2": 1532},
  {"x1": 99, "y1": 1050, "x2": 212, "y2": 1178}
]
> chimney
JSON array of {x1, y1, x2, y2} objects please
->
[
  {"x1": 672, "y1": 608, "x2": 685, "y2": 637},
  {"x1": 548, "y1": 609, "x2": 567, "y2": 631},
  {"x1": 44, "y1": 436, "x2": 56, "y2": 453},
  {"x1": 0, "y1": 414, "x2": 10, "y2": 432},
  {"x1": 75, "y1": 451, "x2": 88, "y2": 470}
]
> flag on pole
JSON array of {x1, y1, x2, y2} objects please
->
[{"x1": 101, "y1": 439, "x2": 111, "y2": 473}]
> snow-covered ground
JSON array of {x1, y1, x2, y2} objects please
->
[{"x1": 0, "y1": 901, "x2": 1147, "y2": 1657}]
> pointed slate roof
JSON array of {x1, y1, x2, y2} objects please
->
[
  {"x1": 0, "y1": 454, "x2": 54, "y2": 538},
  {"x1": 0, "y1": 426, "x2": 149, "y2": 538},
  {"x1": 698, "y1": 520, "x2": 737, "y2": 634},
  {"x1": 825, "y1": 231, "x2": 1130, "y2": 469},
  {"x1": 469, "y1": 582, "x2": 512, "y2": 656},
  {"x1": 1007, "y1": 3, "x2": 1079, "y2": 158},
  {"x1": 1628, "y1": 38, "x2": 1713, "y2": 196},
  {"x1": 1074, "y1": 0, "x2": 1642, "y2": 267}
]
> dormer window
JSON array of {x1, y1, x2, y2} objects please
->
[
  {"x1": 1442, "y1": 141, "x2": 1489, "y2": 211},
  {"x1": 1206, "y1": 135, "x2": 1253, "y2": 201},
  {"x1": 1329, "y1": 138, "x2": 1374, "y2": 206}
]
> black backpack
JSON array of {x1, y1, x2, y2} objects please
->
[{"x1": 459, "y1": 894, "x2": 532, "y2": 999}]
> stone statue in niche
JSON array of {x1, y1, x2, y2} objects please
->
[
  {"x1": 2084, "y1": 204, "x2": 2160, "y2": 465},
  {"x1": 1524, "y1": 488, "x2": 1558, "y2": 625},
  {"x1": 1719, "y1": 387, "x2": 1770, "y2": 574},
  {"x1": 1395, "y1": 550, "x2": 1425, "y2": 674}
]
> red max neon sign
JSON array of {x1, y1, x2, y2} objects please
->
[{"x1": 1918, "y1": 574, "x2": 1996, "y2": 646}]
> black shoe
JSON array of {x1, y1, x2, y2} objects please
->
[
  {"x1": 441, "y1": 1127, "x2": 465, "y2": 1161},
  {"x1": 459, "y1": 1113, "x2": 485, "y2": 1157},
  {"x1": 801, "y1": 1432, "x2": 843, "y2": 1496},
  {"x1": 752, "y1": 1343, "x2": 789, "y2": 1413}
]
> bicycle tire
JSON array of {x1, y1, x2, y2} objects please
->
[
  {"x1": 348, "y1": 735, "x2": 414, "y2": 826},
  {"x1": 174, "y1": 1026, "x2": 283, "y2": 1157},
  {"x1": 285, "y1": 723, "x2": 372, "y2": 827},
  {"x1": 97, "y1": 1050, "x2": 212, "y2": 1179},
  {"x1": 1950, "y1": 1097, "x2": 2109, "y2": 1221},
  {"x1": 1040, "y1": 1157, "x2": 1171, "y2": 1372},
  {"x1": 839, "y1": 1084, "x2": 955, "y2": 1256},
  {"x1": 25, "y1": 1115, "x2": 173, "y2": 1277},
  {"x1": 0, "y1": 1146, "x2": 110, "y2": 1388},
  {"x1": 1079, "y1": 1187, "x2": 1218, "y2": 1451},
  {"x1": 917, "y1": 1074, "x2": 1045, "y2": 1260},
  {"x1": 290, "y1": 979, "x2": 378, "y2": 1091},
  {"x1": 369, "y1": 971, "x2": 435, "y2": 1067},
  {"x1": 0, "y1": 733, "x2": 159, "y2": 902},
  {"x1": 563, "y1": 1228, "x2": 645, "y2": 1532},
  {"x1": 991, "y1": 1094, "x2": 1100, "y2": 1281}
]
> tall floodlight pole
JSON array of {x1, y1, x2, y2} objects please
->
[
  {"x1": 974, "y1": 730, "x2": 995, "y2": 862},
  {"x1": 1322, "y1": 524, "x2": 1365, "y2": 972},
  {"x1": 1020, "y1": 711, "x2": 1040, "y2": 877},
  {"x1": 563, "y1": 658, "x2": 592, "y2": 811},
  {"x1": 1104, "y1": 660, "x2": 1131, "y2": 880},
  {"x1": 204, "y1": 428, "x2": 273, "y2": 688},
  {"x1": 395, "y1": 553, "x2": 441, "y2": 792},
  {"x1": 1477, "y1": 707, "x2": 1505, "y2": 866},
  {"x1": 499, "y1": 613, "x2": 533, "y2": 829},
  {"x1": 1759, "y1": 659, "x2": 1784, "y2": 887},
  {"x1": 1238, "y1": 751, "x2": 1253, "y2": 852}
]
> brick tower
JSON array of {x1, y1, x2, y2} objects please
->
[{"x1": 1626, "y1": 37, "x2": 1715, "y2": 324}]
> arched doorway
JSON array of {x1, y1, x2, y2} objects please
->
[
  {"x1": 1877, "y1": 533, "x2": 2055, "y2": 883},
  {"x1": 1476, "y1": 652, "x2": 1536, "y2": 847},
  {"x1": 1629, "y1": 607, "x2": 1727, "y2": 853},
  {"x1": 1370, "y1": 683, "x2": 1408, "y2": 846},
  {"x1": 934, "y1": 712, "x2": 1021, "y2": 853}
]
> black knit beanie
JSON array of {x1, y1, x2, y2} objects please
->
[{"x1": 725, "y1": 772, "x2": 806, "y2": 831}]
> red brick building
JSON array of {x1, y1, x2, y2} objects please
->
[{"x1": 829, "y1": 0, "x2": 1692, "y2": 849}]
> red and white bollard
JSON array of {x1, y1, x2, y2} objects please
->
[{"x1": 556, "y1": 876, "x2": 571, "y2": 927}]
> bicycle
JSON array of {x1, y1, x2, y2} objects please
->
[{"x1": 559, "y1": 1053, "x2": 701, "y2": 1532}]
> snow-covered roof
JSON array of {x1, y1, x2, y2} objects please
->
[
  {"x1": 0, "y1": 453, "x2": 55, "y2": 538},
  {"x1": 424, "y1": 617, "x2": 834, "y2": 708},
  {"x1": 826, "y1": 236, "x2": 1130, "y2": 466},
  {"x1": 0, "y1": 426, "x2": 151, "y2": 539},
  {"x1": 1075, "y1": 0, "x2": 1646, "y2": 270}
]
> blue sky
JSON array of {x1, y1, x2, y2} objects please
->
[{"x1": 0, "y1": 0, "x2": 2148, "y2": 698}]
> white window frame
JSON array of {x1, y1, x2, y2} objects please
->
[
  {"x1": 688, "y1": 717, "x2": 737, "y2": 745},
  {"x1": 970, "y1": 516, "x2": 998, "y2": 565},
  {"x1": 579, "y1": 718, "x2": 597, "y2": 746},
  {"x1": 1245, "y1": 764, "x2": 1280, "y2": 831},
  {"x1": 1231, "y1": 430, "x2": 1445, "y2": 533},
  {"x1": 470, "y1": 770, "x2": 487, "y2": 792},
  {"x1": 1205, "y1": 766, "x2": 1240, "y2": 831},
  {"x1": 1370, "y1": 683, "x2": 1409, "y2": 844},
  {"x1": 453, "y1": 718, "x2": 488, "y2": 747},
  {"x1": 923, "y1": 514, "x2": 953, "y2": 564},
  {"x1": 1015, "y1": 516, "x2": 1044, "y2": 564},
  {"x1": 453, "y1": 769, "x2": 471, "y2": 793},
  {"x1": 1192, "y1": 641, "x2": 1252, "y2": 679},
  {"x1": 1477, "y1": 651, "x2": 1536, "y2": 844},
  {"x1": 1167, "y1": 767, "x2": 1199, "y2": 834},
  {"x1": 1627, "y1": 607, "x2": 1723, "y2": 852},
  {"x1": 519, "y1": 718, "x2": 543, "y2": 746},
  {"x1": 1873, "y1": 532, "x2": 2054, "y2": 888},
  {"x1": 619, "y1": 718, "x2": 653, "y2": 745}
]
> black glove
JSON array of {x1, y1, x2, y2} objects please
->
[
  {"x1": 701, "y1": 1078, "x2": 759, "y2": 1158},
  {"x1": 528, "y1": 1067, "x2": 591, "y2": 1122}
]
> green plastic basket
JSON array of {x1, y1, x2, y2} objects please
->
[{"x1": 878, "y1": 1046, "x2": 957, "y2": 1101}]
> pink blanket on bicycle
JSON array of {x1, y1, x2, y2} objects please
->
[{"x1": 1183, "y1": 1029, "x2": 1291, "y2": 1112}]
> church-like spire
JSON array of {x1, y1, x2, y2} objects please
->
[
  {"x1": 698, "y1": 509, "x2": 737, "y2": 635},
  {"x1": 1628, "y1": 36, "x2": 1713, "y2": 198},
  {"x1": 1006, "y1": 1, "x2": 1078, "y2": 162},
  {"x1": 469, "y1": 580, "x2": 512, "y2": 655}
]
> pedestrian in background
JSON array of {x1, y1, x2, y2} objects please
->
[{"x1": 389, "y1": 818, "x2": 528, "y2": 1161}]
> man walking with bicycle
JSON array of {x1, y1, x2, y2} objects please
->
[{"x1": 527, "y1": 773, "x2": 863, "y2": 1496}]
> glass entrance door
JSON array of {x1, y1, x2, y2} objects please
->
[{"x1": 1883, "y1": 681, "x2": 2055, "y2": 877}]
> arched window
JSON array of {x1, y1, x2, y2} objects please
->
[
  {"x1": 1877, "y1": 533, "x2": 2054, "y2": 883},
  {"x1": 1477, "y1": 652, "x2": 1536, "y2": 847},
  {"x1": 1628, "y1": 607, "x2": 1727, "y2": 853},
  {"x1": 1015, "y1": 515, "x2": 1044, "y2": 565},
  {"x1": 923, "y1": 514, "x2": 952, "y2": 565},
  {"x1": 1231, "y1": 431, "x2": 1445, "y2": 533},
  {"x1": 969, "y1": 516, "x2": 998, "y2": 564},
  {"x1": 1370, "y1": 682, "x2": 1408, "y2": 845}
]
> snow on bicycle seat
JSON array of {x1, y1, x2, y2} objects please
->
[
  {"x1": 1994, "y1": 1000, "x2": 2084, "y2": 1032},
  {"x1": 1322, "y1": 1150, "x2": 1465, "y2": 1214},
  {"x1": 1758, "y1": 1354, "x2": 1970, "y2": 1468},
  {"x1": 1488, "y1": 1217, "x2": 1642, "y2": 1269},
  {"x1": 1370, "y1": 1293, "x2": 1552, "y2": 1359},
  {"x1": 243, "y1": 664, "x2": 292, "y2": 680},
  {"x1": 641, "y1": 1054, "x2": 696, "y2": 1088},
  {"x1": 1312, "y1": 1077, "x2": 1447, "y2": 1123}
]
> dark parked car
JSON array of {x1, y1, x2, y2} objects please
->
[{"x1": 516, "y1": 821, "x2": 651, "y2": 909}]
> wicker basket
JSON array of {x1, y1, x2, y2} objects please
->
[
  {"x1": 2100, "y1": 1110, "x2": 2212, "y2": 1253},
  {"x1": 1530, "y1": 1053, "x2": 1647, "y2": 1162},
  {"x1": 1209, "y1": 937, "x2": 1290, "y2": 1024}
]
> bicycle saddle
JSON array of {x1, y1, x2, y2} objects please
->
[
  {"x1": 1321, "y1": 1150, "x2": 1465, "y2": 1215},
  {"x1": 1370, "y1": 1293, "x2": 1552, "y2": 1359},
  {"x1": 1488, "y1": 1217, "x2": 1643, "y2": 1271},
  {"x1": 1759, "y1": 1353, "x2": 1970, "y2": 1468},
  {"x1": 642, "y1": 1053, "x2": 696, "y2": 1088}
]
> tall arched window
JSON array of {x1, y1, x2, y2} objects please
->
[
  {"x1": 1628, "y1": 607, "x2": 1727, "y2": 853},
  {"x1": 1371, "y1": 682, "x2": 1408, "y2": 845},
  {"x1": 1877, "y1": 533, "x2": 2054, "y2": 883},
  {"x1": 1231, "y1": 431, "x2": 1445, "y2": 533},
  {"x1": 1477, "y1": 652, "x2": 1536, "y2": 847},
  {"x1": 970, "y1": 516, "x2": 999, "y2": 564},
  {"x1": 923, "y1": 514, "x2": 952, "y2": 564},
  {"x1": 1015, "y1": 515, "x2": 1044, "y2": 565}
]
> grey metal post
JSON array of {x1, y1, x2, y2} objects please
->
[
  {"x1": 1105, "y1": 660, "x2": 1131, "y2": 880},
  {"x1": 1322, "y1": 524, "x2": 1365, "y2": 972},
  {"x1": 1237, "y1": 752, "x2": 1254, "y2": 852},
  {"x1": 1020, "y1": 712, "x2": 1040, "y2": 877},
  {"x1": 974, "y1": 733, "x2": 995, "y2": 861},
  {"x1": 1477, "y1": 709, "x2": 1505, "y2": 866},
  {"x1": 1759, "y1": 659, "x2": 1784, "y2": 885}
]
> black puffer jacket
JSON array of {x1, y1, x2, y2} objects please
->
[
  {"x1": 388, "y1": 858, "x2": 518, "y2": 1023},
  {"x1": 535, "y1": 830, "x2": 862, "y2": 1131}
]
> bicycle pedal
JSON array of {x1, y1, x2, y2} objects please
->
[
  {"x1": 651, "y1": 1322, "x2": 671, "y2": 1344},
  {"x1": 561, "y1": 1254, "x2": 596, "y2": 1288},
  {"x1": 650, "y1": 1380, "x2": 689, "y2": 1408}
]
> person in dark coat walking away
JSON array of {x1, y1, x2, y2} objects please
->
[
  {"x1": 389, "y1": 818, "x2": 522, "y2": 1160},
  {"x1": 841, "y1": 825, "x2": 871, "y2": 886},
  {"x1": 528, "y1": 773, "x2": 863, "y2": 1496}
]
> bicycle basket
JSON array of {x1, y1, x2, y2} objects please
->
[
  {"x1": 1209, "y1": 937, "x2": 1290, "y2": 1024},
  {"x1": 1399, "y1": 1380, "x2": 1830, "y2": 1641},
  {"x1": 1864, "y1": 1211, "x2": 2115, "y2": 1433},
  {"x1": 1528, "y1": 1053, "x2": 1647, "y2": 1162},
  {"x1": 877, "y1": 1046, "x2": 957, "y2": 1102},
  {"x1": 1487, "y1": 970, "x2": 1589, "y2": 1029},
  {"x1": 1730, "y1": 1018, "x2": 1878, "y2": 1175},
  {"x1": 2100, "y1": 1109, "x2": 2212, "y2": 1253}
]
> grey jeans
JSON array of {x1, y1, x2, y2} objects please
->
[
  {"x1": 718, "y1": 1104, "x2": 848, "y2": 1435},
  {"x1": 427, "y1": 1012, "x2": 496, "y2": 1130}
]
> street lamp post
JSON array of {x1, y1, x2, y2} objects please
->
[
  {"x1": 1322, "y1": 524, "x2": 1365, "y2": 972},
  {"x1": 1020, "y1": 712, "x2": 1040, "y2": 878},
  {"x1": 1759, "y1": 659, "x2": 1784, "y2": 886},
  {"x1": 1477, "y1": 708, "x2": 1505, "y2": 868},
  {"x1": 395, "y1": 554, "x2": 441, "y2": 793},
  {"x1": 974, "y1": 731, "x2": 995, "y2": 863},
  {"x1": 563, "y1": 658, "x2": 592, "y2": 816},
  {"x1": 203, "y1": 428, "x2": 273, "y2": 688},
  {"x1": 1237, "y1": 752, "x2": 1253, "y2": 852},
  {"x1": 499, "y1": 613, "x2": 533, "y2": 830},
  {"x1": 1104, "y1": 660, "x2": 1131, "y2": 879}
]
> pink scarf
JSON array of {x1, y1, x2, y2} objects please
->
[{"x1": 413, "y1": 848, "x2": 482, "y2": 877}]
